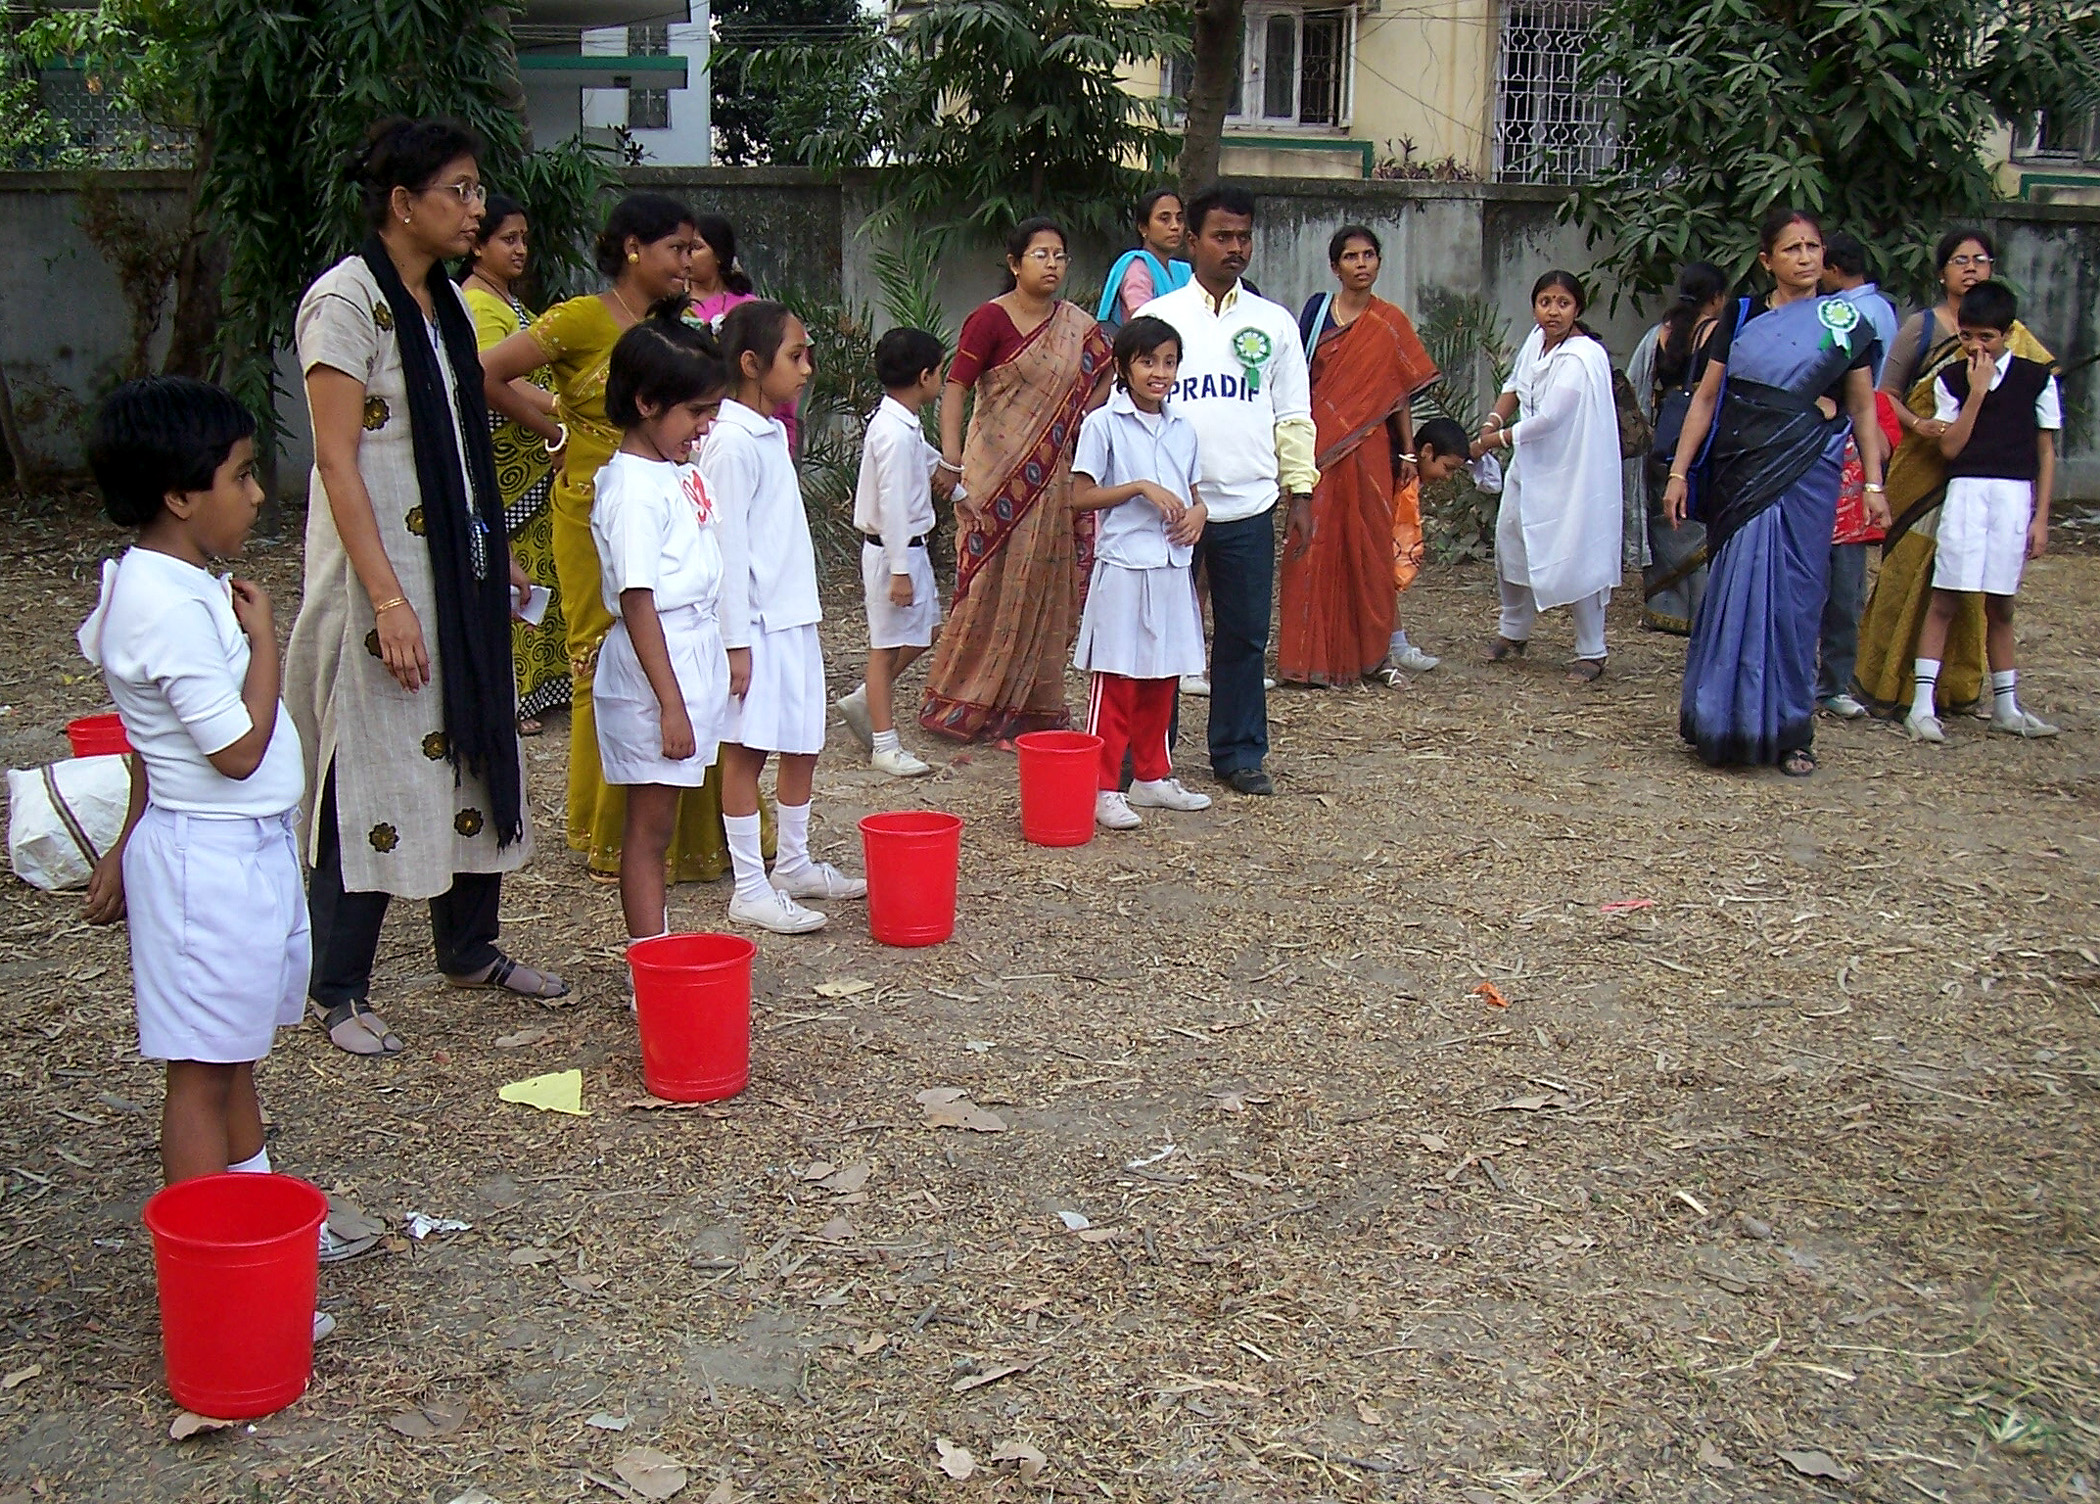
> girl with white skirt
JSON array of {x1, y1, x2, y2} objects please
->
[
  {"x1": 1071, "y1": 316, "x2": 1214, "y2": 830},
  {"x1": 591, "y1": 311, "x2": 733, "y2": 942},
  {"x1": 702, "y1": 301, "x2": 866, "y2": 935}
]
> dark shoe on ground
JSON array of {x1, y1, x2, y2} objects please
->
[{"x1": 1220, "y1": 767, "x2": 1275, "y2": 796}]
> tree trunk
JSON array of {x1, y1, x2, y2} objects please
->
[
  {"x1": 0, "y1": 361, "x2": 30, "y2": 490},
  {"x1": 1176, "y1": 0, "x2": 1244, "y2": 196},
  {"x1": 163, "y1": 125, "x2": 224, "y2": 381}
]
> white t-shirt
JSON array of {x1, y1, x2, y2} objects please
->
[
  {"x1": 76, "y1": 547, "x2": 304, "y2": 818},
  {"x1": 1071, "y1": 389, "x2": 1199, "y2": 569},
  {"x1": 591, "y1": 450, "x2": 725, "y2": 617},
  {"x1": 852, "y1": 396, "x2": 939, "y2": 577},
  {"x1": 1134, "y1": 281, "x2": 1310, "y2": 524}
]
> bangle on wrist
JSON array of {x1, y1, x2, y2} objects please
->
[
  {"x1": 1668, "y1": 472, "x2": 1688, "y2": 483},
  {"x1": 545, "y1": 421, "x2": 568, "y2": 456},
  {"x1": 1483, "y1": 414, "x2": 1504, "y2": 429},
  {"x1": 1398, "y1": 452, "x2": 1417, "y2": 464},
  {"x1": 373, "y1": 596, "x2": 408, "y2": 616},
  {"x1": 1863, "y1": 483, "x2": 1886, "y2": 492}
]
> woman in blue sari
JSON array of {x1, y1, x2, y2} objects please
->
[{"x1": 1661, "y1": 208, "x2": 1888, "y2": 775}]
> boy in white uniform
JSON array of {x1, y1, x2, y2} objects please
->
[
  {"x1": 76, "y1": 377, "x2": 311, "y2": 1189},
  {"x1": 1907, "y1": 280, "x2": 2061, "y2": 743},
  {"x1": 837, "y1": 327, "x2": 949, "y2": 777}
]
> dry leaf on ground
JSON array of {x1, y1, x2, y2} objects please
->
[
  {"x1": 168, "y1": 1411, "x2": 237, "y2": 1441},
  {"x1": 493, "y1": 1027, "x2": 547, "y2": 1049},
  {"x1": 814, "y1": 978, "x2": 874, "y2": 998},
  {"x1": 933, "y1": 1437, "x2": 975, "y2": 1480},
  {"x1": 1, "y1": 1365, "x2": 40, "y2": 1390},
  {"x1": 816, "y1": 1162, "x2": 871, "y2": 1194},
  {"x1": 915, "y1": 1088, "x2": 1007, "y2": 1132},
  {"x1": 1778, "y1": 1449, "x2": 1850, "y2": 1480},
  {"x1": 387, "y1": 1400, "x2": 467, "y2": 1438},
  {"x1": 446, "y1": 1490, "x2": 500, "y2": 1504},
  {"x1": 586, "y1": 1413, "x2": 631, "y2": 1431},
  {"x1": 1473, "y1": 982, "x2": 1510, "y2": 1008},
  {"x1": 853, "y1": 1331, "x2": 889, "y2": 1357},
  {"x1": 613, "y1": 1445, "x2": 689, "y2": 1500},
  {"x1": 988, "y1": 1439, "x2": 1047, "y2": 1480},
  {"x1": 1697, "y1": 1438, "x2": 1733, "y2": 1470}
]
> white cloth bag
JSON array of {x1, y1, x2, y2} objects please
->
[{"x1": 7, "y1": 754, "x2": 130, "y2": 891}]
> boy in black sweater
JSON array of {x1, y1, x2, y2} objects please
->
[{"x1": 1906, "y1": 281, "x2": 2060, "y2": 742}]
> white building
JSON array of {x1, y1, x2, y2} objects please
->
[{"x1": 517, "y1": 0, "x2": 712, "y2": 166}]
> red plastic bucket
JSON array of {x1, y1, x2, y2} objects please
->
[
  {"x1": 1015, "y1": 730, "x2": 1101, "y2": 847},
  {"x1": 860, "y1": 811, "x2": 964, "y2": 947},
  {"x1": 66, "y1": 713, "x2": 131, "y2": 758},
  {"x1": 142, "y1": 1172, "x2": 327, "y2": 1418},
  {"x1": 627, "y1": 932, "x2": 756, "y2": 1102}
]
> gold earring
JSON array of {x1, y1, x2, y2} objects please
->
[
  {"x1": 404, "y1": 213, "x2": 412, "y2": 225},
  {"x1": 628, "y1": 252, "x2": 640, "y2": 263}
]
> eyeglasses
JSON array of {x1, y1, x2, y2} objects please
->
[
  {"x1": 1022, "y1": 248, "x2": 1068, "y2": 265},
  {"x1": 428, "y1": 181, "x2": 488, "y2": 206},
  {"x1": 1949, "y1": 253, "x2": 1993, "y2": 269}
]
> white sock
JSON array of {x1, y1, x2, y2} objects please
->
[
  {"x1": 872, "y1": 728, "x2": 901, "y2": 755},
  {"x1": 1389, "y1": 628, "x2": 1410, "y2": 654},
  {"x1": 1910, "y1": 658, "x2": 1940, "y2": 720},
  {"x1": 228, "y1": 1146, "x2": 271, "y2": 1175},
  {"x1": 775, "y1": 800, "x2": 812, "y2": 876},
  {"x1": 1991, "y1": 669, "x2": 2019, "y2": 717},
  {"x1": 724, "y1": 812, "x2": 769, "y2": 904}
]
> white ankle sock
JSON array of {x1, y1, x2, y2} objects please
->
[
  {"x1": 724, "y1": 812, "x2": 769, "y2": 903},
  {"x1": 1991, "y1": 669, "x2": 2019, "y2": 717},
  {"x1": 228, "y1": 1146, "x2": 271, "y2": 1175},
  {"x1": 775, "y1": 800, "x2": 812, "y2": 876},
  {"x1": 1389, "y1": 629, "x2": 1410, "y2": 654},
  {"x1": 1910, "y1": 658, "x2": 1940, "y2": 720},
  {"x1": 872, "y1": 729, "x2": 901, "y2": 755}
]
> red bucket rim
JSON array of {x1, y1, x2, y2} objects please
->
[
  {"x1": 860, "y1": 810, "x2": 964, "y2": 835},
  {"x1": 67, "y1": 712, "x2": 125, "y2": 731},
  {"x1": 627, "y1": 931, "x2": 758, "y2": 970},
  {"x1": 1014, "y1": 730, "x2": 1102, "y2": 752},
  {"x1": 142, "y1": 1172, "x2": 328, "y2": 1251}
]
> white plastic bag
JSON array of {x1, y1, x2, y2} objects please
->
[{"x1": 7, "y1": 755, "x2": 131, "y2": 892}]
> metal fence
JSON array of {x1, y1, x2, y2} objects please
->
[
  {"x1": 35, "y1": 65, "x2": 193, "y2": 169},
  {"x1": 1491, "y1": 0, "x2": 1615, "y2": 185}
]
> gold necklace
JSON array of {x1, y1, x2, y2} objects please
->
[{"x1": 608, "y1": 284, "x2": 644, "y2": 324}]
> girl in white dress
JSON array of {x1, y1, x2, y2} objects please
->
[{"x1": 592, "y1": 311, "x2": 733, "y2": 942}]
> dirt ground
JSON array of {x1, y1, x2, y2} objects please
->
[{"x1": 0, "y1": 491, "x2": 2095, "y2": 1504}]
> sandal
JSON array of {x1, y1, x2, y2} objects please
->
[
  {"x1": 1486, "y1": 637, "x2": 1528, "y2": 662},
  {"x1": 1368, "y1": 661, "x2": 1405, "y2": 689},
  {"x1": 1566, "y1": 658, "x2": 1606, "y2": 684},
  {"x1": 311, "y1": 998, "x2": 404, "y2": 1056},
  {"x1": 445, "y1": 953, "x2": 569, "y2": 999},
  {"x1": 517, "y1": 716, "x2": 544, "y2": 738},
  {"x1": 1779, "y1": 747, "x2": 1818, "y2": 778}
]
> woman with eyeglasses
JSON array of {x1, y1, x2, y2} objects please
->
[
  {"x1": 1854, "y1": 228, "x2": 2056, "y2": 721},
  {"x1": 285, "y1": 117, "x2": 566, "y2": 1056},
  {"x1": 916, "y1": 217, "x2": 1113, "y2": 744}
]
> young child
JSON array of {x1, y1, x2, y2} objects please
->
[
  {"x1": 837, "y1": 327, "x2": 948, "y2": 778},
  {"x1": 1071, "y1": 316, "x2": 1213, "y2": 830},
  {"x1": 591, "y1": 311, "x2": 732, "y2": 943},
  {"x1": 75, "y1": 378, "x2": 311, "y2": 1191},
  {"x1": 1378, "y1": 415, "x2": 1472, "y2": 682},
  {"x1": 1907, "y1": 281, "x2": 2060, "y2": 743},
  {"x1": 703, "y1": 300, "x2": 867, "y2": 933}
]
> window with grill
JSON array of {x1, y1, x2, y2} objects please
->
[
  {"x1": 627, "y1": 23, "x2": 671, "y2": 132},
  {"x1": 1493, "y1": 0, "x2": 1616, "y2": 184},
  {"x1": 1163, "y1": 6, "x2": 1350, "y2": 129},
  {"x1": 2013, "y1": 109, "x2": 2099, "y2": 164}
]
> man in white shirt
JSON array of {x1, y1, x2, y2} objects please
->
[{"x1": 1138, "y1": 185, "x2": 1318, "y2": 796}]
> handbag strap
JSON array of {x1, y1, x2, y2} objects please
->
[{"x1": 1303, "y1": 293, "x2": 1334, "y2": 362}]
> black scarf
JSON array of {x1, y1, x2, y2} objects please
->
[{"x1": 360, "y1": 234, "x2": 522, "y2": 847}]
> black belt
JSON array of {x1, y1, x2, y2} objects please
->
[{"x1": 863, "y1": 533, "x2": 928, "y2": 548}]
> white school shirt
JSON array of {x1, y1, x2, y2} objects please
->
[
  {"x1": 1070, "y1": 388, "x2": 1199, "y2": 569},
  {"x1": 1135, "y1": 280, "x2": 1312, "y2": 524},
  {"x1": 590, "y1": 450, "x2": 725, "y2": 618},
  {"x1": 1932, "y1": 351, "x2": 2063, "y2": 429},
  {"x1": 852, "y1": 395, "x2": 939, "y2": 577},
  {"x1": 75, "y1": 547, "x2": 305, "y2": 818},
  {"x1": 699, "y1": 398, "x2": 822, "y2": 649}
]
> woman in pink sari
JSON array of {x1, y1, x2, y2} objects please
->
[{"x1": 920, "y1": 219, "x2": 1113, "y2": 743}]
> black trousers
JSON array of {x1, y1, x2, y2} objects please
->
[{"x1": 306, "y1": 767, "x2": 503, "y2": 1008}]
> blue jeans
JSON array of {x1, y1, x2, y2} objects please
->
[
  {"x1": 1195, "y1": 508, "x2": 1274, "y2": 776},
  {"x1": 1818, "y1": 541, "x2": 1867, "y2": 702}
]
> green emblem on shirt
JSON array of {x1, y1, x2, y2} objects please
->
[
  {"x1": 1230, "y1": 327, "x2": 1273, "y2": 394},
  {"x1": 1817, "y1": 297, "x2": 1861, "y2": 350}
]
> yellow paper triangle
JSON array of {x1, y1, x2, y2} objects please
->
[{"x1": 498, "y1": 1069, "x2": 587, "y2": 1116}]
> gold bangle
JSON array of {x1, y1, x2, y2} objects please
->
[
  {"x1": 1863, "y1": 483, "x2": 1886, "y2": 493},
  {"x1": 1669, "y1": 472, "x2": 1688, "y2": 482},
  {"x1": 373, "y1": 596, "x2": 408, "y2": 616}
]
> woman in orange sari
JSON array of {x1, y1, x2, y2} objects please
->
[
  {"x1": 1279, "y1": 226, "x2": 1439, "y2": 687},
  {"x1": 921, "y1": 218, "x2": 1114, "y2": 743}
]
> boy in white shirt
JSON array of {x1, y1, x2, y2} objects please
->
[
  {"x1": 837, "y1": 327, "x2": 950, "y2": 778},
  {"x1": 76, "y1": 377, "x2": 311, "y2": 1189}
]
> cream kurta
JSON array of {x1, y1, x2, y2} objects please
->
[{"x1": 284, "y1": 256, "x2": 531, "y2": 899}]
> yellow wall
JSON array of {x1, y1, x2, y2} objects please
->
[{"x1": 1350, "y1": 0, "x2": 1496, "y2": 175}]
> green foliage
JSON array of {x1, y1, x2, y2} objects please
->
[
  {"x1": 712, "y1": 0, "x2": 875, "y2": 165},
  {"x1": 1575, "y1": 0, "x2": 2100, "y2": 302},
  {"x1": 746, "y1": 0, "x2": 1188, "y2": 245},
  {"x1": 20, "y1": 0, "x2": 207, "y2": 137},
  {"x1": 1412, "y1": 289, "x2": 1514, "y2": 562},
  {"x1": 0, "y1": 23, "x2": 82, "y2": 169}
]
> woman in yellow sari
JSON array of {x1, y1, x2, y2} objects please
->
[
  {"x1": 482, "y1": 192, "x2": 749, "y2": 882},
  {"x1": 459, "y1": 193, "x2": 567, "y2": 734},
  {"x1": 1854, "y1": 228, "x2": 2051, "y2": 717}
]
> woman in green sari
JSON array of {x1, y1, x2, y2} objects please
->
[{"x1": 1854, "y1": 229, "x2": 2052, "y2": 718}]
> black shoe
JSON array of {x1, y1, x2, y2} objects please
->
[{"x1": 1220, "y1": 767, "x2": 1274, "y2": 796}]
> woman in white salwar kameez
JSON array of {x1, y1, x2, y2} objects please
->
[{"x1": 1475, "y1": 271, "x2": 1625, "y2": 682}]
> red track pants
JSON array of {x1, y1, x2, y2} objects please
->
[{"x1": 1086, "y1": 673, "x2": 1175, "y2": 790}]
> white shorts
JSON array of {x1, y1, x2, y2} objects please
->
[
  {"x1": 1072, "y1": 562, "x2": 1207, "y2": 680},
  {"x1": 726, "y1": 621, "x2": 827, "y2": 755},
  {"x1": 862, "y1": 540, "x2": 941, "y2": 650},
  {"x1": 593, "y1": 604, "x2": 726, "y2": 787},
  {"x1": 124, "y1": 805, "x2": 308, "y2": 1063},
  {"x1": 1935, "y1": 477, "x2": 2033, "y2": 596}
]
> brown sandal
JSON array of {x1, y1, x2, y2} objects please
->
[
  {"x1": 1486, "y1": 637, "x2": 1528, "y2": 662},
  {"x1": 1566, "y1": 658, "x2": 1606, "y2": 684},
  {"x1": 312, "y1": 998, "x2": 404, "y2": 1056},
  {"x1": 445, "y1": 953, "x2": 569, "y2": 999}
]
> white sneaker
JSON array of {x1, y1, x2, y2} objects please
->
[
  {"x1": 1391, "y1": 644, "x2": 1440, "y2": 672},
  {"x1": 1263, "y1": 677, "x2": 1278, "y2": 691},
  {"x1": 1820, "y1": 694, "x2": 1868, "y2": 720},
  {"x1": 312, "y1": 1310, "x2": 338, "y2": 1343},
  {"x1": 1095, "y1": 790, "x2": 1142, "y2": 829},
  {"x1": 1904, "y1": 711, "x2": 1946, "y2": 744},
  {"x1": 1129, "y1": 777, "x2": 1211, "y2": 811},
  {"x1": 772, "y1": 861, "x2": 868, "y2": 900},
  {"x1": 729, "y1": 887, "x2": 828, "y2": 933},
  {"x1": 1179, "y1": 675, "x2": 1211, "y2": 698},
  {"x1": 870, "y1": 745, "x2": 931, "y2": 777},
  {"x1": 1990, "y1": 708, "x2": 2059, "y2": 738},
  {"x1": 1972, "y1": 688, "x2": 1996, "y2": 721},
  {"x1": 835, "y1": 685, "x2": 873, "y2": 751}
]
